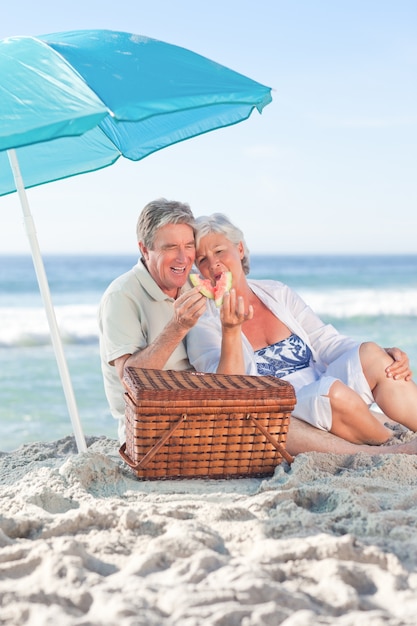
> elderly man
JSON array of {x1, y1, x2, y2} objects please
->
[{"x1": 98, "y1": 198, "x2": 206, "y2": 443}]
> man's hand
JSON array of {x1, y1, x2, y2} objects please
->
[
  {"x1": 385, "y1": 347, "x2": 413, "y2": 381},
  {"x1": 173, "y1": 287, "x2": 207, "y2": 329}
]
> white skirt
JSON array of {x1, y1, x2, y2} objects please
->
[{"x1": 284, "y1": 345, "x2": 373, "y2": 431}]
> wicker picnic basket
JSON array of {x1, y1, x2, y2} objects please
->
[{"x1": 119, "y1": 367, "x2": 296, "y2": 479}]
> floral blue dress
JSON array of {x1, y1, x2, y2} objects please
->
[{"x1": 254, "y1": 333, "x2": 312, "y2": 378}]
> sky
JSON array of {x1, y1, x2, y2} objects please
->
[{"x1": 1, "y1": 0, "x2": 416, "y2": 255}]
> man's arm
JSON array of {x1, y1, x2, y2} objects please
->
[{"x1": 115, "y1": 287, "x2": 206, "y2": 381}]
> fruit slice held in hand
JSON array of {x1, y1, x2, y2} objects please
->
[{"x1": 190, "y1": 271, "x2": 233, "y2": 307}]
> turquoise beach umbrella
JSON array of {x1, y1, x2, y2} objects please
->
[{"x1": 0, "y1": 29, "x2": 272, "y2": 452}]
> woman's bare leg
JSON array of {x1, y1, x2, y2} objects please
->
[
  {"x1": 286, "y1": 417, "x2": 417, "y2": 457},
  {"x1": 327, "y1": 380, "x2": 393, "y2": 444},
  {"x1": 360, "y1": 341, "x2": 417, "y2": 431}
]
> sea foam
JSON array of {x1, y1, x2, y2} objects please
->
[
  {"x1": 0, "y1": 304, "x2": 99, "y2": 347},
  {"x1": 1, "y1": 287, "x2": 416, "y2": 347}
]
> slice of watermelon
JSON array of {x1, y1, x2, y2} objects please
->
[
  {"x1": 189, "y1": 274, "x2": 215, "y2": 299},
  {"x1": 190, "y1": 271, "x2": 232, "y2": 307},
  {"x1": 214, "y1": 271, "x2": 233, "y2": 307}
]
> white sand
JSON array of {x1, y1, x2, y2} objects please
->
[{"x1": 1, "y1": 435, "x2": 417, "y2": 625}]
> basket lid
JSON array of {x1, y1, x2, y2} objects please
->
[{"x1": 123, "y1": 367, "x2": 295, "y2": 403}]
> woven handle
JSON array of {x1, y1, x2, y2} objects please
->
[
  {"x1": 119, "y1": 413, "x2": 187, "y2": 470},
  {"x1": 247, "y1": 414, "x2": 294, "y2": 464}
]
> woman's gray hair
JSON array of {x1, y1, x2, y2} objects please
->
[
  {"x1": 194, "y1": 213, "x2": 250, "y2": 275},
  {"x1": 136, "y1": 198, "x2": 195, "y2": 249}
]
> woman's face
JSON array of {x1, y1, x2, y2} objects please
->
[{"x1": 195, "y1": 232, "x2": 244, "y2": 283}]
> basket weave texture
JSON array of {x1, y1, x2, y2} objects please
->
[{"x1": 120, "y1": 367, "x2": 296, "y2": 479}]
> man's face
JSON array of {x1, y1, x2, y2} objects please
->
[{"x1": 140, "y1": 223, "x2": 195, "y2": 298}]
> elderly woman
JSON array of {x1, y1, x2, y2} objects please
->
[{"x1": 186, "y1": 213, "x2": 417, "y2": 447}]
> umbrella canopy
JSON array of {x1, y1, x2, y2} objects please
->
[
  {"x1": 0, "y1": 29, "x2": 272, "y2": 452},
  {"x1": 0, "y1": 29, "x2": 272, "y2": 195}
]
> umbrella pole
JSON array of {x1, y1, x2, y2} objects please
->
[{"x1": 7, "y1": 149, "x2": 87, "y2": 454}]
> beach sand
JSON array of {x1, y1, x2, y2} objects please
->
[{"x1": 1, "y1": 435, "x2": 417, "y2": 625}]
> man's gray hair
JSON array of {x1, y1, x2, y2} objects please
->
[
  {"x1": 194, "y1": 213, "x2": 251, "y2": 275},
  {"x1": 136, "y1": 198, "x2": 195, "y2": 249}
]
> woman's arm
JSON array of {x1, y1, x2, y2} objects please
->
[
  {"x1": 186, "y1": 291, "x2": 255, "y2": 374},
  {"x1": 215, "y1": 290, "x2": 253, "y2": 374}
]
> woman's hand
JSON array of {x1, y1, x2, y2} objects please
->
[
  {"x1": 385, "y1": 347, "x2": 413, "y2": 381},
  {"x1": 220, "y1": 289, "x2": 253, "y2": 330}
]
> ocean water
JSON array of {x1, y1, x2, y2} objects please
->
[{"x1": 1, "y1": 254, "x2": 417, "y2": 452}]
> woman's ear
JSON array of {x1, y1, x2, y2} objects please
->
[{"x1": 238, "y1": 241, "x2": 244, "y2": 259}]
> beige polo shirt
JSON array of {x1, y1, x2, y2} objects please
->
[{"x1": 98, "y1": 259, "x2": 191, "y2": 442}]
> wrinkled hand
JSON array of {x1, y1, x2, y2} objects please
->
[
  {"x1": 220, "y1": 290, "x2": 254, "y2": 329},
  {"x1": 173, "y1": 287, "x2": 207, "y2": 329},
  {"x1": 385, "y1": 347, "x2": 413, "y2": 381}
]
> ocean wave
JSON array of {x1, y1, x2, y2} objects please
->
[
  {"x1": 0, "y1": 305, "x2": 99, "y2": 347},
  {"x1": 300, "y1": 288, "x2": 417, "y2": 318},
  {"x1": 1, "y1": 289, "x2": 417, "y2": 347}
]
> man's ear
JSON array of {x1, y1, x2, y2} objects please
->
[{"x1": 139, "y1": 241, "x2": 148, "y2": 259}]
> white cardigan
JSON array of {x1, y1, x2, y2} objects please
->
[{"x1": 186, "y1": 279, "x2": 359, "y2": 376}]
